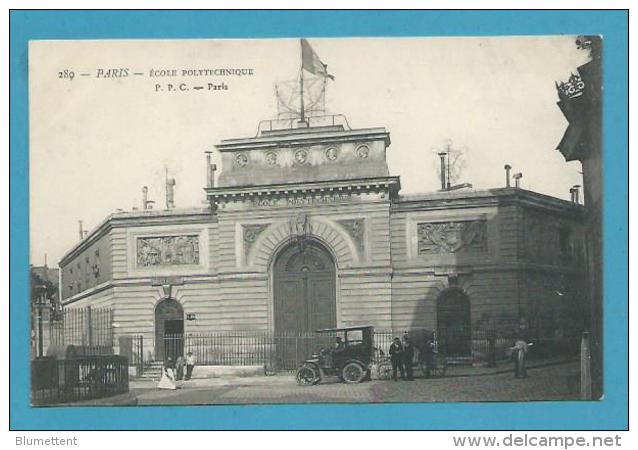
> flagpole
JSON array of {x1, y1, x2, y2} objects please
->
[{"x1": 299, "y1": 39, "x2": 305, "y2": 124}]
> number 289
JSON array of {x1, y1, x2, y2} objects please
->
[{"x1": 58, "y1": 70, "x2": 75, "y2": 81}]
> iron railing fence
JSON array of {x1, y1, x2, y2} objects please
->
[
  {"x1": 31, "y1": 355, "x2": 128, "y2": 406},
  {"x1": 158, "y1": 328, "x2": 580, "y2": 372},
  {"x1": 47, "y1": 307, "x2": 113, "y2": 353},
  {"x1": 166, "y1": 331, "x2": 337, "y2": 372},
  {"x1": 118, "y1": 335, "x2": 144, "y2": 375}
]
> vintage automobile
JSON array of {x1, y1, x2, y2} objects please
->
[{"x1": 295, "y1": 326, "x2": 374, "y2": 385}]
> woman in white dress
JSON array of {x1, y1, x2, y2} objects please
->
[{"x1": 158, "y1": 357, "x2": 177, "y2": 390}]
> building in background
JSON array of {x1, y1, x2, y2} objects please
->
[
  {"x1": 555, "y1": 35, "x2": 603, "y2": 399},
  {"x1": 58, "y1": 112, "x2": 588, "y2": 364},
  {"x1": 30, "y1": 263, "x2": 59, "y2": 357}
]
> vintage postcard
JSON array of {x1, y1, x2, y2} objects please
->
[{"x1": 26, "y1": 35, "x2": 605, "y2": 410}]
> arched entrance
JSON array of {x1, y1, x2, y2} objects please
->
[
  {"x1": 154, "y1": 298, "x2": 184, "y2": 362},
  {"x1": 272, "y1": 240, "x2": 336, "y2": 368},
  {"x1": 273, "y1": 240, "x2": 336, "y2": 333},
  {"x1": 436, "y1": 288, "x2": 472, "y2": 357}
]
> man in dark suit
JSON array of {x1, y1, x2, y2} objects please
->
[{"x1": 389, "y1": 337, "x2": 405, "y2": 381}]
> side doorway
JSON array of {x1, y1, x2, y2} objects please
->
[
  {"x1": 436, "y1": 288, "x2": 472, "y2": 357},
  {"x1": 154, "y1": 298, "x2": 184, "y2": 362}
]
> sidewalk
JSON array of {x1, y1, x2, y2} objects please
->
[
  {"x1": 55, "y1": 391, "x2": 139, "y2": 407},
  {"x1": 444, "y1": 355, "x2": 576, "y2": 377},
  {"x1": 130, "y1": 360, "x2": 580, "y2": 404},
  {"x1": 131, "y1": 374, "x2": 295, "y2": 389},
  {"x1": 130, "y1": 356, "x2": 575, "y2": 389}
]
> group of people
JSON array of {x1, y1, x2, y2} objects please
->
[
  {"x1": 158, "y1": 351, "x2": 196, "y2": 390},
  {"x1": 156, "y1": 335, "x2": 530, "y2": 390},
  {"x1": 388, "y1": 334, "x2": 436, "y2": 381}
]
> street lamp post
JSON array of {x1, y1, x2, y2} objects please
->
[{"x1": 34, "y1": 285, "x2": 48, "y2": 358}]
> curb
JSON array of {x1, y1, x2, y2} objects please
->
[
  {"x1": 442, "y1": 358, "x2": 577, "y2": 379},
  {"x1": 62, "y1": 391, "x2": 139, "y2": 407}
]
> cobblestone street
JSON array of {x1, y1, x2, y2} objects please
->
[{"x1": 130, "y1": 360, "x2": 580, "y2": 405}]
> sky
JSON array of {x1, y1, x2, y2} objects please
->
[{"x1": 29, "y1": 36, "x2": 590, "y2": 267}]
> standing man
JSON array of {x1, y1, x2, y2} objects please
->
[
  {"x1": 402, "y1": 335, "x2": 415, "y2": 380},
  {"x1": 389, "y1": 337, "x2": 405, "y2": 381},
  {"x1": 185, "y1": 351, "x2": 196, "y2": 380}
]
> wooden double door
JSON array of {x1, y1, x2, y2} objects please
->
[
  {"x1": 273, "y1": 241, "x2": 336, "y2": 368},
  {"x1": 273, "y1": 242, "x2": 336, "y2": 334}
]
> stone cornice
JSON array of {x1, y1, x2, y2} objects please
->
[
  {"x1": 61, "y1": 281, "x2": 114, "y2": 305},
  {"x1": 205, "y1": 176, "x2": 401, "y2": 201},
  {"x1": 59, "y1": 224, "x2": 113, "y2": 267},
  {"x1": 216, "y1": 127, "x2": 390, "y2": 152},
  {"x1": 393, "y1": 187, "x2": 585, "y2": 218},
  {"x1": 59, "y1": 208, "x2": 214, "y2": 267}
]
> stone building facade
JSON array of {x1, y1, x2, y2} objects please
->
[
  {"x1": 59, "y1": 120, "x2": 588, "y2": 361},
  {"x1": 556, "y1": 36, "x2": 603, "y2": 398}
]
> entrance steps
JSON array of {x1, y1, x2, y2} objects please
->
[{"x1": 139, "y1": 361, "x2": 164, "y2": 380}]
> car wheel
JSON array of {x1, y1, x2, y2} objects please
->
[
  {"x1": 296, "y1": 364, "x2": 319, "y2": 386},
  {"x1": 342, "y1": 362, "x2": 365, "y2": 384}
]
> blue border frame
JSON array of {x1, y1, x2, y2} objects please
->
[{"x1": 9, "y1": 10, "x2": 628, "y2": 430}]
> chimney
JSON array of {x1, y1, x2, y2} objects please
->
[
  {"x1": 513, "y1": 172, "x2": 523, "y2": 189},
  {"x1": 142, "y1": 186, "x2": 149, "y2": 209},
  {"x1": 504, "y1": 164, "x2": 512, "y2": 188},
  {"x1": 205, "y1": 152, "x2": 213, "y2": 188},
  {"x1": 166, "y1": 178, "x2": 176, "y2": 209},
  {"x1": 83, "y1": 230, "x2": 88, "y2": 238},
  {"x1": 571, "y1": 185, "x2": 581, "y2": 204},
  {"x1": 438, "y1": 152, "x2": 447, "y2": 191},
  {"x1": 78, "y1": 220, "x2": 84, "y2": 240}
]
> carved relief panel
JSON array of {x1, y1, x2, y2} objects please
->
[
  {"x1": 136, "y1": 235, "x2": 200, "y2": 267},
  {"x1": 417, "y1": 220, "x2": 487, "y2": 254},
  {"x1": 336, "y1": 218, "x2": 365, "y2": 257},
  {"x1": 242, "y1": 224, "x2": 269, "y2": 260}
]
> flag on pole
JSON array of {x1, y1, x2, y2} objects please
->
[{"x1": 301, "y1": 39, "x2": 335, "y2": 80}]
